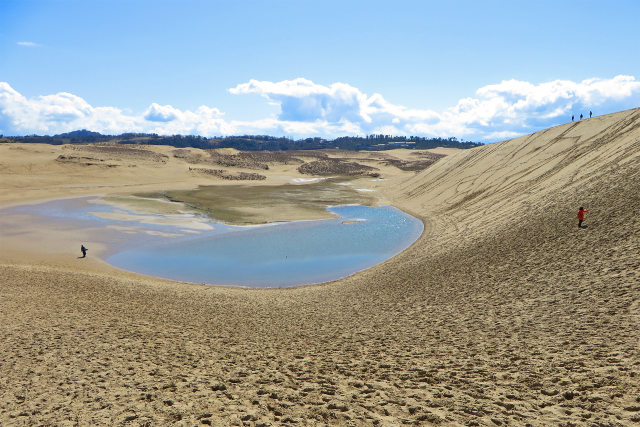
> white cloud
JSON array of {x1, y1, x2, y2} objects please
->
[
  {"x1": 231, "y1": 78, "x2": 366, "y2": 123},
  {"x1": 143, "y1": 103, "x2": 180, "y2": 122},
  {"x1": 1, "y1": 75, "x2": 639, "y2": 141},
  {"x1": 17, "y1": 41, "x2": 41, "y2": 47},
  {"x1": 0, "y1": 83, "x2": 93, "y2": 134},
  {"x1": 229, "y1": 75, "x2": 640, "y2": 140},
  {"x1": 228, "y1": 78, "x2": 441, "y2": 127},
  {"x1": 0, "y1": 83, "x2": 231, "y2": 136}
]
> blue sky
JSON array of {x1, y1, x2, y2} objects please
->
[{"x1": 1, "y1": 0, "x2": 639, "y2": 142}]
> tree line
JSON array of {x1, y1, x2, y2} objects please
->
[{"x1": 1, "y1": 130, "x2": 481, "y2": 151}]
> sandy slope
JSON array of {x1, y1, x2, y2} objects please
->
[{"x1": 1, "y1": 110, "x2": 639, "y2": 426}]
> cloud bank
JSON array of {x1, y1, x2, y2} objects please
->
[{"x1": 1, "y1": 75, "x2": 639, "y2": 142}]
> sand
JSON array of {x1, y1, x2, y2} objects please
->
[{"x1": 1, "y1": 110, "x2": 639, "y2": 426}]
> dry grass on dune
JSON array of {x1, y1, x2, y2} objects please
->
[
  {"x1": 188, "y1": 167, "x2": 267, "y2": 181},
  {"x1": 297, "y1": 159, "x2": 379, "y2": 177},
  {"x1": 1, "y1": 109, "x2": 640, "y2": 426}
]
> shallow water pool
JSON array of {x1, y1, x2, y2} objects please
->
[
  {"x1": 5, "y1": 198, "x2": 423, "y2": 287},
  {"x1": 108, "y1": 205, "x2": 422, "y2": 287}
]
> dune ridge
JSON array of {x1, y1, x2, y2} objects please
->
[{"x1": 1, "y1": 109, "x2": 639, "y2": 425}]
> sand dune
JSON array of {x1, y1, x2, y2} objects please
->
[{"x1": 1, "y1": 109, "x2": 639, "y2": 425}]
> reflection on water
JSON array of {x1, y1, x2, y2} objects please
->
[{"x1": 5, "y1": 197, "x2": 423, "y2": 288}]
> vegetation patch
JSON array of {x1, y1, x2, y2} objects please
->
[
  {"x1": 188, "y1": 167, "x2": 266, "y2": 181},
  {"x1": 207, "y1": 151, "x2": 269, "y2": 170},
  {"x1": 297, "y1": 159, "x2": 378, "y2": 176},
  {"x1": 69, "y1": 143, "x2": 168, "y2": 162},
  {"x1": 150, "y1": 180, "x2": 376, "y2": 224},
  {"x1": 228, "y1": 151, "x2": 305, "y2": 165},
  {"x1": 172, "y1": 149, "x2": 206, "y2": 164},
  {"x1": 382, "y1": 152, "x2": 446, "y2": 171},
  {"x1": 56, "y1": 155, "x2": 118, "y2": 167}
]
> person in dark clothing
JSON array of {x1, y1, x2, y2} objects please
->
[
  {"x1": 572, "y1": 115, "x2": 574, "y2": 122},
  {"x1": 577, "y1": 207, "x2": 589, "y2": 228},
  {"x1": 590, "y1": 110, "x2": 592, "y2": 118},
  {"x1": 580, "y1": 113, "x2": 583, "y2": 120},
  {"x1": 81, "y1": 244, "x2": 88, "y2": 258}
]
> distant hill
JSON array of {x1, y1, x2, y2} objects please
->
[
  {"x1": 3, "y1": 131, "x2": 481, "y2": 151},
  {"x1": 54, "y1": 129, "x2": 104, "y2": 139}
]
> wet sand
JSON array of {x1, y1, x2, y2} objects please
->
[{"x1": 1, "y1": 110, "x2": 639, "y2": 425}]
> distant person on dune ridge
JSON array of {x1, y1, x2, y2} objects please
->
[
  {"x1": 572, "y1": 115, "x2": 574, "y2": 122},
  {"x1": 590, "y1": 110, "x2": 593, "y2": 118},
  {"x1": 580, "y1": 113, "x2": 583, "y2": 120},
  {"x1": 577, "y1": 207, "x2": 589, "y2": 229},
  {"x1": 81, "y1": 244, "x2": 88, "y2": 258}
]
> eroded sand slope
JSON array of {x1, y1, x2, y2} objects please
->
[{"x1": 1, "y1": 109, "x2": 639, "y2": 426}]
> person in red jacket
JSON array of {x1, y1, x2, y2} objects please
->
[{"x1": 577, "y1": 207, "x2": 589, "y2": 228}]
